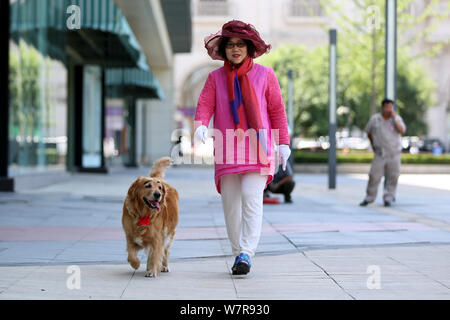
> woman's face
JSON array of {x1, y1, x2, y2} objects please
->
[{"x1": 225, "y1": 37, "x2": 248, "y2": 66}]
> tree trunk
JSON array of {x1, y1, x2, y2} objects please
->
[{"x1": 370, "y1": 28, "x2": 377, "y2": 116}]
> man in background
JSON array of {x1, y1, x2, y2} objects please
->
[{"x1": 360, "y1": 98, "x2": 406, "y2": 207}]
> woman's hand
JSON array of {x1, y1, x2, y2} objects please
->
[
  {"x1": 194, "y1": 125, "x2": 208, "y2": 144},
  {"x1": 278, "y1": 145, "x2": 291, "y2": 170}
]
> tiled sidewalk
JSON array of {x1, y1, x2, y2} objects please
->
[
  {"x1": 0, "y1": 167, "x2": 449, "y2": 299},
  {"x1": 1, "y1": 245, "x2": 449, "y2": 299}
]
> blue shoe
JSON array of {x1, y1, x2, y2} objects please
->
[{"x1": 232, "y1": 253, "x2": 251, "y2": 275}]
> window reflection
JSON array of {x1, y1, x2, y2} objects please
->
[{"x1": 9, "y1": 39, "x2": 67, "y2": 174}]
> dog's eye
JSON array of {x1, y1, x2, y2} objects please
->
[
  {"x1": 159, "y1": 186, "x2": 162, "y2": 190},
  {"x1": 145, "y1": 183, "x2": 152, "y2": 188}
]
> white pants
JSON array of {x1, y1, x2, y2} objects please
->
[{"x1": 220, "y1": 172, "x2": 268, "y2": 257}]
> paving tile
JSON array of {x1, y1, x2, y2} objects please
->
[
  {"x1": 285, "y1": 231, "x2": 363, "y2": 248},
  {"x1": 403, "y1": 230, "x2": 450, "y2": 243},
  {"x1": 170, "y1": 239, "x2": 225, "y2": 259}
]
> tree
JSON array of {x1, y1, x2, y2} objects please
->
[
  {"x1": 260, "y1": 43, "x2": 434, "y2": 137},
  {"x1": 259, "y1": 45, "x2": 329, "y2": 137},
  {"x1": 9, "y1": 41, "x2": 43, "y2": 165},
  {"x1": 258, "y1": 0, "x2": 445, "y2": 137}
]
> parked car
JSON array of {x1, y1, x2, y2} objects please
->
[
  {"x1": 337, "y1": 137, "x2": 370, "y2": 150},
  {"x1": 420, "y1": 138, "x2": 446, "y2": 153},
  {"x1": 293, "y1": 138, "x2": 323, "y2": 151},
  {"x1": 402, "y1": 136, "x2": 423, "y2": 154}
]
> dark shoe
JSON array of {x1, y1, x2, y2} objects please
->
[
  {"x1": 284, "y1": 194, "x2": 292, "y2": 203},
  {"x1": 359, "y1": 200, "x2": 369, "y2": 206},
  {"x1": 384, "y1": 201, "x2": 391, "y2": 207},
  {"x1": 231, "y1": 253, "x2": 251, "y2": 275}
]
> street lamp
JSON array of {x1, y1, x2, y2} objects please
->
[
  {"x1": 328, "y1": 29, "x2": 337, "y2": 190},
  {"x1": 385, "y1": 0, "x2": 397, "y2": 105}
]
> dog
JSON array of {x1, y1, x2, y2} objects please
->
[{"x1": 122, "y1": 157, "x2": 179, "y2": 277}]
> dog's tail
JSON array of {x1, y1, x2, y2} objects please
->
[{"x1": 149, "y1": 156, "x2": 172, "y2": 179}]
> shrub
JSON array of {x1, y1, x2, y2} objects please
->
[{"x1": 294, "y1": 150, "x2": 450, "y2": 164}]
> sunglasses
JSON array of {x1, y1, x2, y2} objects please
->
[{"x1": 225, "y1": 41, "x2": 247, "y2": 49}]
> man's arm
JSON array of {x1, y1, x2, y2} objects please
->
[
  {"x1": 391, "y1": 110, "x2": 406, "y2": 135},
  {"x1": 367, "y1": 133, "x2": 375, "y2": 152},
  {"x1": 368, "y1": 133, "x2": 374, "y2": 150},
  {"x1": 365, "y1": 117, "x2": 375, "y2": 152}
]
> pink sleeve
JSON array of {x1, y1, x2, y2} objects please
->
[
  {"x1": 265, "y1": 68, "x2": 290, "y2": 146},
  {"x1": 194, "y1": 73, "x2": 216, "y2": 130}
]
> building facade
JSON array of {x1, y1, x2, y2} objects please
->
[{"x1": 1, "y1": 0, "x2": 192, "y2": 191}]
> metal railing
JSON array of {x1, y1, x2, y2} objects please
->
[
  {"x1": 289, "y1": 0, "x2": 324, "y2": 17},
  {"x1": 196, "y1": 0, "x2": 230, "y2": 16}
]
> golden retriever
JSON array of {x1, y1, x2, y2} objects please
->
[{"x1": 122, "y1": 157, "x2": 179, "y2": 277}]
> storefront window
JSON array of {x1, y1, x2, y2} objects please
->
[
  {"x1": 104, "y1": 97, "x2": 134, "y2": 167},
  {"x1": 104, "y1": 98, "x2": 124, "y2": 165},
  {"x1": 9, "y1": 40, "x2": 67, "y2": 174},
  {"x1": 9, "y1": 0, "x2": 67, "y2": 175}
]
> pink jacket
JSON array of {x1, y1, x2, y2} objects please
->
[{"x1": 194, "y1": 64, "x2": 290, "y2": 194}]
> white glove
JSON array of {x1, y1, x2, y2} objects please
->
[
  {"x1": 278, "y1": 144, "x2": 291, "y2": 171},
  {"x1": 194, "y1": 125, "x2": 208, "y2": 144}
]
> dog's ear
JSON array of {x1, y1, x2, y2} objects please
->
[
  {"x1": 160, "y1": 183, "x2": 168, "y2": 208},
  {"x1": 127, "y1": 179, "x2": 140, "y2": 200},
  {"x1": 126, "y1": 178, "x2": 145, "y2": 218}
]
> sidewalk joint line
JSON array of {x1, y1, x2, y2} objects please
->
[
  {"x1": 387, "y1": 255, "x2": 450, "y2": 291},
  {"x1": 0, "y1": 264, "x2": 45, "y2": 295},
  {"x1": 120, "y1": 269, "x2": 135, "y2": 298},
  {"x1": 269, "y1": 215, "x2": 357, "y2": 300},
  {"x1": 302, "y1": 251, "x2": 357, "y2": 300},
  {"x1": 227, "y1": 261, "x2": 239, "y2": 299}
]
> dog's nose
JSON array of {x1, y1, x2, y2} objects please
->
[{"x1": 153, "y1": 192, "x2": 161, "y2": 199}]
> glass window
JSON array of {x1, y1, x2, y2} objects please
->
[
  {"x1": 9, "y1": 38, "x2": 68, "y2": 175},
  {"x1": 104, "y1": 98, "x2": 125, "y2": 166}
]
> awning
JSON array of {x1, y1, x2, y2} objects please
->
[
  {"x1": 105, "y1": 68, "x2": 164, "y2": 100},
  {"x1": 10, "y1": 0, "x2": 67, "y2": 61},
  {"x1": 10, "y1": 0, "x2": 147, "y2": 68}
]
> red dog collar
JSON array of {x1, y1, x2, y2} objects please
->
[{"x1": 138, "y1": 216, "x2": 151, "y2": 226}]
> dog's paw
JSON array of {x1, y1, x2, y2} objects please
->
[
  {"x1": 161, "y1": 266, "x2": 170, "y2": 273},
  {"x1": 128, "y1": 257, "x2": 140, "y2": 270},
  {"x1": 144, "y1": 270, "x2": 158, "y2": 278}
]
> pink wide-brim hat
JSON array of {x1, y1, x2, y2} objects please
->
[{"x1": 204, "y1": 20, "x2": 271, "y2": 61}]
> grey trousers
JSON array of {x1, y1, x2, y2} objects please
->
[{"x1": 364, "y1": 153, "x2": 401, "y2": 203}]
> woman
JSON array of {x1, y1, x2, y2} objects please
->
[{"x1": 194, "y1": 20, "x2": 291, "y2": 275}]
